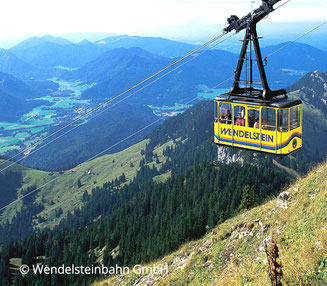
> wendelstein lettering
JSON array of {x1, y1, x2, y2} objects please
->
[{"x1": 220, "y1": 128, "x2": 274, "y2": 143}]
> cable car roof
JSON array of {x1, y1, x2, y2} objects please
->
[{"x1": 215, "y1": 94, "x2": 302, "y2": 109}]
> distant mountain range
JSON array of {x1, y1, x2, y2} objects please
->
[
  {"x1": 94, "y1": 35, "x2": 196, "y2": 58},
  {"x1": 262, "y1": 42, "x2": 327, "y2": 71},
  {"x1": 10, "y1": 35, "x2": 72, "y2": 52},
  {"x1": 64, "y1": 42, "x2": 327, "y2": 105},
  {"x1": 8, "y1": 35, "x2": 196, "y2": 69},
  {"x1": 1, "y1": 34, "x2": 326, "y2": 91},
  {"x1": 1, "y1": 34, "x2": 327, "y2": 167},
  {"x1": 0, "y1": 72, "x2": 49, "y2": 121},
  {"x1": 0, "y1": 49, "x2": 39, "y2": 78},
  {"x1": 67, "y1": 47, "x2": 170, "y2": 83},
  {"x1": 54, "y1": 32, "x2": 121, "y2": 43},
  {"x1": 65, "y1": 47, "x2": 238, "y2": 105},
  {"x1": 9, "y1": 40, "x2": 105, "y2": 69}
]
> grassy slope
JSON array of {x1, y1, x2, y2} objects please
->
[
  {"x1": 1, "y1": 139, "x2": 146, "y2": 228},
  {"x1": 32, "y1": 139, "x2": 150, "y2": 230},
  {"x1": 1, "y1": 138, "x2": 177, "y2": 230},
  {"x1": 95, "y1": 160, "x2": 327, "y2": 285},
  {"x1": 0, "y1": 160, "x2": 49, "y2": 223}
]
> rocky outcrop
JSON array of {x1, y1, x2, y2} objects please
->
[{"x1": 216, "y1": 146, "x2": 244, "y2": 165}]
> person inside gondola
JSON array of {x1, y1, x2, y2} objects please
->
[
  {"x1": 254, "y1": 118, "x2": 259, "y2": 128},
  {"x1": 225, "y1": 109, "x2": 232, "y2": 124},
  {"x1": 248, "y1": 110, "x2": 255, "y2": 127},
  {"x1": 220, "y1": 109, "x2": 231, "y2": 124},
  {"x1": 262, "y1": 117, "x2": 270, "y2": 130},
  {"x1": 235, "y1": 113, "x2": 245, "y2": 126},
  {"x1": 219, "y1": 111, "x2": 226, "y2": 123}
]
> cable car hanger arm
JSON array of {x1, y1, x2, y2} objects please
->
[
  {"x1": 223, "y1": 0, "x2": 283, "y2": 33},
  {"x1": 222, "y1": 0, "x2": 287, "y2": 100}
]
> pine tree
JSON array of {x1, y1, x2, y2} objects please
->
[{"x1": 239, "y1": 185, "x2": 257, "y2": 210}]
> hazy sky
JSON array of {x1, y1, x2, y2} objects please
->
[{"x1": 0, "y1": 0, "x2": 326, "y2": 45}]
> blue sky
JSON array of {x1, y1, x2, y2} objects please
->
[{"x1": 0, "y1": 0, "x2": 326, "y2": 46}]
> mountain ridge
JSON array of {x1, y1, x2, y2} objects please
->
[
  {"x1": 71, "y1": 47, "x2": 238, "y2": 105},
  {"x1": 262, "y1": 41, "x2": 327, "y2": 71},
  {"x1": 8, "y1": 35, "x2": 196, "y2": 69},
  {"x1": 288, "y1": 70, "x2": 327, "y2": 115},
  {"x1": 94, "y1": 35, "x2": 196, "y2": 58},
  {"x1": 10, "y1": 35, "x2": 72, "y2": 52},
  {"x1": 0, "y1": 48, "x2": 39, "y2": 78},
  {"x1": 0, "y1": 71, "x2": 48, "y2": 121}
]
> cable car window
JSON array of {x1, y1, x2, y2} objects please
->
[
  {"x1": 214, "y1": 102, "x2": 218, "y2": 122},
  {"x1": 278, "y1": 109, "x2": 288, "y2": 132},
  {"x1": 261, "y1": 108, "x2": 276, "y2": 131},
  {"x1": 248, "y1": 109, "x2": 259, "y2": 128},
  {"x1": 219, "y1": 103, "x2": 232, "y2": 124},
  {"x1": 234, "y1": 105, "x2": 245, "y2": 126},
  {"x1": 290, "y1": 106, "x2": 300, "y2": 130}
]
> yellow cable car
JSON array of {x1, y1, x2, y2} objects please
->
[
  {"x1": 214, "y1": 1, "x2": 302, "y2": 156},
  {"x1": 214, "y1": 98, "x2": 302, "y2": 156}
]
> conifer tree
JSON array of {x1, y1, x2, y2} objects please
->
[{"x1": 239, "y1": 185, "x2": 257, "y2": 210}]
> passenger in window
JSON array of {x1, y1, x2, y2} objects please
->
[
  {"x1": 219, "y1": 109, "x2": 231, "y2": 124},
  {"x1": 248, "y1": 111, "x2": 255, "y2": 127},
  {"x1": 262, "y1": 118, "x2": 269, "y2": 130},
  {"x1": 219, "y1": 112, "x2": 226, "y2": 123},
  {"x1": 219, "y1": 108, "x2": 226, "y2": 123},
  {"x1": 225, "y1": 109, "x2": 232, "y2": 124},
  {"x1": 254, "y1": 118, "x2": 259, "y2": 129},
  {"x1": 235, "y1": 113, "x2": 245, "y2": 126},
  {"x1": 241, "y1": 109, "x2": 245, "y2": 119}
]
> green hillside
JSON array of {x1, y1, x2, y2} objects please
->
[
  {"x1": 0, "y1": 137, "x2": 177, "y2": 231},
  {"x1": 0, "y1": 140, "x2": 145, "y2": 229},
  {"x1": 95, "y1": 159, "x2": 327, "y2": 285}
]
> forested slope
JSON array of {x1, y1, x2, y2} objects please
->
[{"x1": 97, "y1": 159, "x2": 327, "y2": 285}]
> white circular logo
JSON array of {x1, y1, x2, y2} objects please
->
[{"x1": 20, "y1": 264, "x2": 30, "y2": 275}]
